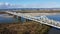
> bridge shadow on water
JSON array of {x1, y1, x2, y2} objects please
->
[{"x1": 48, "y1": 26, "x2": 60, "y2": 34}]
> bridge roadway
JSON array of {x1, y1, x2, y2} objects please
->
[{"x1": 6, "y1": 11, "x2": 60, "y2": 29}]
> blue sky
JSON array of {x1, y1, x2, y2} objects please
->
[
  {"x1": 0, "y1": 0, "x2": 60, "y2": 8},
  {"x1": 0, "y1": 0, "x2": 59, "y2": 4}
]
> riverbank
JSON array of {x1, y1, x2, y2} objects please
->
[
  {"x1": 0, "y1": 21, "x2": 51, "y2": 34},
  {"x1": 0, "y1": 12, "x2": 7, "y2": 14},
  {"x1": 0, "y1": 14, "x2": 13, "y2": 18},
  {"x1": 22, "y1": 13, "x2": 60, "y2": 16}
]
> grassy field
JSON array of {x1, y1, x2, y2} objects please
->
[{"x1": 0, "y1": 21, "x2": 51, "y2": 34}]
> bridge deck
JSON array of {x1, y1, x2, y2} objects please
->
[{"x1": 6, "y1": 11, "x2": 60, "y2": 29}]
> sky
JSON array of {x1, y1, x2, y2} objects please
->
[{"x1": 0, "y1": 0, "x2": 60, "y2": 8}]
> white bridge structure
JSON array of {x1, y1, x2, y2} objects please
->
[{"x1": 6, "y1": 11, "x2": 60, "y2": 29}]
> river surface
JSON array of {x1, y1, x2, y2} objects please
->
[
  {"x1": 0, "y1": 14, "x2": 16, "y2": 23},
  {"x1": 0, "y1": 14, "x2": 60, "y2": 34},
  {"x1": 47, "y1": 15, "x2": 60, "y2": 34}
]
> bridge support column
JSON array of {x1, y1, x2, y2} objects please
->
[
  {"x1": 13, "y1": 15, "x2": 17, "y2": 18},
  {"x1": 14, "y1": 16, "x2": 27, "y2": 23},
  {"x1": 15, "y1": 16, "x2": 19, "y2": 22},
  {"x1": 20, "y1": 17, "x2": 27, "y2": 23},
  {"x1": 26, "y1": 19, "x2": 32, "y2": 22},
  {"x1": 13, "y1": 15, "x2": 20, "y2": 22},
  {"x1": 13, "y1": 15, "x2": 30, "y2": 23},
  {"x1": 8, "y1": 13, "x2": 13, "y2": 16}
]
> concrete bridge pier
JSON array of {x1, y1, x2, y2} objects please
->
[
  {"x1": 13, "y1": 15, "x2": 27, "y2": 23},
  {"x1": 15, "y1": 16, "x2": 32, "y2": 23},
  {"x1": 8, "y1": 13, "x2": 13, "y2": 16},
  {"x1": 26, "y1": 18, "x2": 32, "y2": 22},
  {"x1": 13, "y1": 15, "x2": 18, "y2": 18},
  {"x1": 7, "y1": 13, "x2": 32, "y2": 23},
  {"x1": 19, "y1": 17, "x2": 28, "y2": 23}
]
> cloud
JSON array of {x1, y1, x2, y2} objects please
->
[
  {"x1": 21, "y1": 2, "x2": 60, "y2": 8},
  {"x1": 0, "y1": 2, "x2": 33, "y2": 8},
  {"x1": 0, "y1": 2, "x2": 10, "y2": 6},
  {"x1": 17, "y1": 2, "x2": 60, "y2": 8},
  {"x1": 0, "y1": 2, "x2": 60, "y2": 9},
  {"x1": 0, "y1": 2, "x2": 23, "y2": 9}
]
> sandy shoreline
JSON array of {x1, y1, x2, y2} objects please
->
[
  {"x1": 0, "y1": 13, "x2": 60, "y2": 18},
  {"x1": 0, "y1": 14, "x2": 13, "y2": 18},
  {"x1": 23, "y1": 13, "x2": 60, "y2": 16}
]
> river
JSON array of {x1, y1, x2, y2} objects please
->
[
  {"x1": 47, "y1": 14, "x2": 60, "y2": 34},
  {"x1": 0, "y1": 14, "x2": 16, "y2": 23}
]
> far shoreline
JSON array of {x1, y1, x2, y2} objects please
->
[{"x1": 23, "y1": 13, "x2": 60, "y2": 16}]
